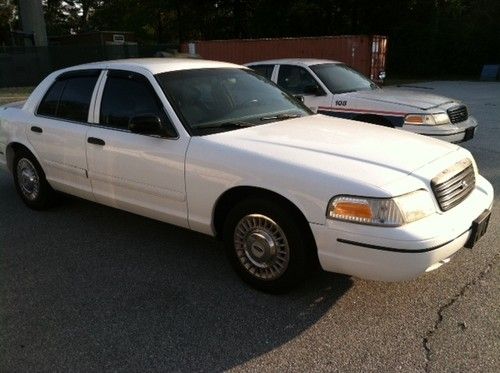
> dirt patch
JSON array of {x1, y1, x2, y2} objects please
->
[{"x1": 0, "y1": 87, "x2": 33, "y2": 105}]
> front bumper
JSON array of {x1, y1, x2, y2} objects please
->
[
  {"x1": 311, "y1": 174, "x2": 494, "y2": 281},
  {"x1": 402, "y1": 116, "x2": 478, "y2": 143}
]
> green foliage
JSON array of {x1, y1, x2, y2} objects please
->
[
  {"x1": 0, "y1": 0, "x2": 16, "y2": 31},
  {"x1": 0, "y1": 0, "x2": 16, "y2": 45},
  {"x1": 42, "y1": 0, "x2": 101, "y2": 35}
]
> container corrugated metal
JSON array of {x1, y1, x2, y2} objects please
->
[{"x1": 180, "y1": 35, "x2": 387, "y2": 79}]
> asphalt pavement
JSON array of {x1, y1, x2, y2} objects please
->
[{"x1": 1, "y1": 81, "x2": 499, "y2": 372}]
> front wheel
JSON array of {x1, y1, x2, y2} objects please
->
[
  {"x1": 223, "y1": 198, "x2": 311, "y2": 292},
  {"x1": 356, "y1": 115, "x2": 394, "y2": 128}
]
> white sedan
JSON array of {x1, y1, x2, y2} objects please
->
[
  {"x1": 246, "y1": 59, "x2": 478, "y2": 143},
  {"x1": 0, "y1": 58, "x2": 493, "y2": 292}
]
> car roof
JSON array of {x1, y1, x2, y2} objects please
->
[
  {"x1": 245, "y1": 58, "x2": 342, "y2": 67},
  {"x1": 63, "y1": 58, "x2": 244, "y2": 75}
]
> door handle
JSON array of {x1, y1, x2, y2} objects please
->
[
  {"x1": 87, "y1": 137, "x2": 105, "y2": 146},
  {"x1": 31, "y1": 126, "x2": 43, "y2": 133}
]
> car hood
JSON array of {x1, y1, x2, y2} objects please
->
[
  {"x1": 353, "y1": 88, "x2": 455, "y2": 110},
  {"x1": 206, "y1": 114, "x2": 459, "y2": 190}
]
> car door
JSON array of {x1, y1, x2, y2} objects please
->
[
  {"x1": 86, "y1": 69, "x2": 189, "y2": 228},
  {"x1": 26, "y1": 69, "x2": 100, "y2": 200},
  {"x1": 276, "y1": 65, "x2": 330, "y2": 112},
  {"x1": 248, "y1": 64, "x2": 277, "y2": 81}
]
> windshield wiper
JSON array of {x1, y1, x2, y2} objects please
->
[
  {"x1": 334, "y1": 89, "x2": 358, "y2": 94},
  {"x1": 260, "y1": 113, "x2": 301, "y2": 121},
  {"x1": 198, "y1": 121, "x2": 256, "y2": 130}
]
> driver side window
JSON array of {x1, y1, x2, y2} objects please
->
[
  {"x1": 277, "y1": 65, "x2": 319, "y2": 95},
  {"x1": 100, "y1": 70, "x2": 169, "y2": 131}
]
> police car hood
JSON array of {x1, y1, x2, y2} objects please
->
[
  {"x1": 206, "y1": 114, "x2": 459, "y2": 189},
  {"x1": 354, "y1": 88, "x2": 454, "y2": 110}
]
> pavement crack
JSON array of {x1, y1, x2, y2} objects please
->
[{"x1": 422, "y1": 253, "x2": 499, "y2": 372}]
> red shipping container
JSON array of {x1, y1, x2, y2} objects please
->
[{"x1": 180, "y1": 35, "x2": 387, "y2": 80}]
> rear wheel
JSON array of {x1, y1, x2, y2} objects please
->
[
  {"x1": 13, "y1": 149, "x2": 55, "y2": 210},
  {"x1": 223, "y1": 198, "x2": 311, "y2": 292}
]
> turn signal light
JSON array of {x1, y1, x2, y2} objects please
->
[
  {"x1": 332, "y1": 201, "x2": 373, "y2": 220},
  {"x1": 404, "y1": 115, "x2": 425, "y2": 125}
]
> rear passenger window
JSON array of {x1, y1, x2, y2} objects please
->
[
  {"x1": 250, "y1": 65, "x2": 274, "y2": 80},
  {"x1": 37, "y1": 80, "x2": 65, "y2": 117},
  {"x1": 57, "y1": 77, "x2": 98, "y2": 122},
  {"x1": 100, "y1": 71, "x2": 167, "y2": 130},
  {"x1": 37, "y1": 71, "x2": 99, "y2": 122}
]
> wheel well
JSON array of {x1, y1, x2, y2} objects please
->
[
  {"x1": 354, "y1": 114, "x2": 394, "y2": 127},
  {"x1": 213, "y1": 186, "x2": 317, "y2": 255},
  {"x1": 6, "y1": 142, "x2": 32, "y2": 172}
]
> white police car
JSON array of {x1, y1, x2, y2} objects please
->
[{"x1": 246, "y1": 59, "x2": 477, "y2": 143}]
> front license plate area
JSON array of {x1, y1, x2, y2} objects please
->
[
  {"x1": 465, "y1": 209, "x2": 491, "y2": 249},
  {"x1": 463, "y1": 127, "x2": 475, "y2": 141}
]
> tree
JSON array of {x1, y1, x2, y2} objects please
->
[
  {"x1": 28, "y1": 0, "x2": 500, "y2": 76},
  {"x1": 0, "y1": 0, "x2": 17, "y2": 44}
]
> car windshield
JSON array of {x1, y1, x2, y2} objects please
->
[
  {"x1": 155, "y1": 68, "x2": 311, "y2": 135},
  {"x1": 310, "y1": 63, "x2": 378, "y2": 94}
]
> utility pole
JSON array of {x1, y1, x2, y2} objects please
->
[{"x1": 18, "y1": 0, "x2": 48, "y2": 46}]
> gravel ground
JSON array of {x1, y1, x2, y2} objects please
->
[
  {"x1": 0, "y1": 87, "x2": 33, "y2": 106},
  {"x1": 0, "y1": 81, "x2": 499, "y2": 372}
]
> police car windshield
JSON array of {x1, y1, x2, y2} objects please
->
[
  {"x1": 156, "y1": 68, "x2": 311, "y2": 136},
  {"x1": 310, "y1": 63, "x2": 378, "y2": 94}
]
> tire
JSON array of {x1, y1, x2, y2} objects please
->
[
  {"x1": 13, "y1": 149, "x2": 55, "y2": 210},
  {"x1": 223, "y1": 198, "x2": 312, "y2": 293}
]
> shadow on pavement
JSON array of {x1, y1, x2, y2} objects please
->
[{"x1": 0, "y1": 175, "x2": 352, "y2": 371}]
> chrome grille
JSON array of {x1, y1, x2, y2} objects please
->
[
  {"x1": 431, "y1": 159, "x2": 475, "y2": 211},
  {"x1": 447, "y1": 105, "x2": 468, "y2": 124}
]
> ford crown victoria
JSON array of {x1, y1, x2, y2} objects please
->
[
  {"x1": 246, "y1": 58, "x2": 478, "y2": 143},
  {"x1": 0, "y1": 58, "x2": 493, "y2": 292}
]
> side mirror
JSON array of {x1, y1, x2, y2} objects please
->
[
  {"x1": 129, "y1": 115, "x2": 176, "y2": 138},
  {"x1": 303, "y1": 84, "x2": 324, "y2": 96},
  {"x1": 293, "y1": 94, "x2": 305, "y2": 103}
]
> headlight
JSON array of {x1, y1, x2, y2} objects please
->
[
  {"x1": 327, "y1": 190, "x2": 436, "y2": 226},
  {"x1": 404, "y1": 112, "x2": 450, "y2": 126}
]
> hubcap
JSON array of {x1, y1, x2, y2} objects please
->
[
  {"x1": 16, "y1": 158, "x2": 40, "y2": 201},
  {"x1": 234, "y1": 214, "x2": 290, "y2": 280}
]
